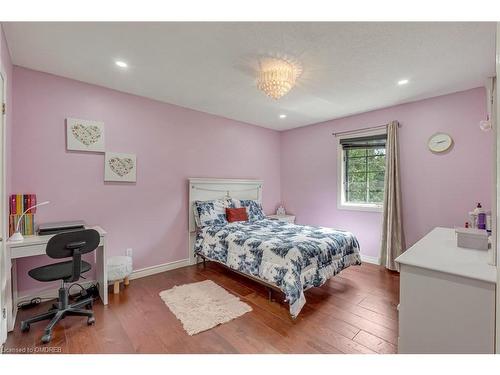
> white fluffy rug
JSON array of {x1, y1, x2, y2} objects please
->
[{"x1": 159, "y1": 280, "x2": 252, "y2": 335}]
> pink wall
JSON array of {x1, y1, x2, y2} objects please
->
[
  {"x1": 280, "y1": 88, "x2": 492, "y2": 259},
  {"x1": 1, "y1": 25, "x2": 13, "y2": 200},
  {"x1": 12, "y1": 67, "x2": 281, "y2": 296},
  {"x1": 9, "y1": 64, "x2": 492, "y2": 295}
]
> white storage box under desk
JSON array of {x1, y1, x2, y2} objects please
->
[{"x1": 396, "y1": 227, "x2": 496, "y2": 354}]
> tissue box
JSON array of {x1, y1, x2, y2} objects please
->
[{"x1": 455, "y1": 228, "x2": 488, "y2": 250}]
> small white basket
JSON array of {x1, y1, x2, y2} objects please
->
[{"x1": 455, "y1": 228, "x2": 488, "y2": 250}]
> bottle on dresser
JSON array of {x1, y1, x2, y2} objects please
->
[
  {"x1": 465, "y1": 202, "x2": 494, "y2": 266},
  {"x1": 468, "y1": 202, "x2": 491, "y2": 233}
]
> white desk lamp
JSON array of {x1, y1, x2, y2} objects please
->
[{"x1": 9, "y1": 200, "x2": 50, "y2": 242}]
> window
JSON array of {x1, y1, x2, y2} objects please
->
[{"x1": 338, "y1": 132, "x2": 386, "y2": 211}]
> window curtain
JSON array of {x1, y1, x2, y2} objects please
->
[{"x1": 380, "y1": 120, "x2": 406, "y2": 271}]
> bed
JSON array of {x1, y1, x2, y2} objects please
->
[{"x1": 188, "y1": 178, "x2": 361, "y2": 318}]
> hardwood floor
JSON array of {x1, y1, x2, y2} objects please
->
[{"x1": 4, "y1": 261, "x2": 400, "y2": 354}]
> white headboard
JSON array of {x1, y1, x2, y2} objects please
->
[{"x1": 187, "y1": 178, "x2": 263, "y2": 264}]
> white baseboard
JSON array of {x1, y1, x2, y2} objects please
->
[
  {"x1": 17, "y1": 258, "x2": 191, "y2": 303},
  {"x1": 129, "y1": 258, "x2": 190, "y2": 280},
  {"x1": 360, "y1": 254, "x2": 380, "y2": 265}
]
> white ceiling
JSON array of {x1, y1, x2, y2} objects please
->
[{"x1": 3, "y1": 22, "x2": 496, "y2": 131}]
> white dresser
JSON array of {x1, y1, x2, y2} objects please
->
[{"x1": 395, "y1": 227, "x2": 496, "y2": 354}]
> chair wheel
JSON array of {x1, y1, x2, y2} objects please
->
[
  {"x1": 87, "y1": 317, "x2": 95, "y2": 325},
  {"x1": 20, "y1": 322, "x2": 30, "y2": 332},
  {"x1": 41, "y1": 333, "x2": 52, "y2": 344}
]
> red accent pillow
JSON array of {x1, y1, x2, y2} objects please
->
[{"x1": 226, "y1": 208, "x2": 248, "y2": 223}]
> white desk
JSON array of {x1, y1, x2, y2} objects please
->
[
  {"x1": 4, "y1": 226, "x2": 107, "y2": 332},
  {"x1": 396, "y1": 227, "x2": 496, "y2": 353}
]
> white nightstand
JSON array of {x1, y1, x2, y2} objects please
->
[{"x1": 267, "y1": 214, "x2": 296, "y2": 224}]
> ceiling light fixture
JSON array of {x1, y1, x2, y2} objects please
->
[
  {"x1": 115, "y1": 60, "x2": 128, "y2": 68},
  {"x1": 398, "y1": 79, "x2": 409, "y2": 85},
  {"x1": 279, "y1": 114, "x2": 287, "y2": 119},
  {"x1": 257, "y1": 58, "x2": 302, "y2": 100}
]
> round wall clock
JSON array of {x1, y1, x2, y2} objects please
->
[{"x1": 428, "y1": 132, "x2": 453, "y2": 153}]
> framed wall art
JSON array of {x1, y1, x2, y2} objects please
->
[
  {"x1": 104, "y1": 152, "x2": 137, "y2": 182},
  {"x1": 66, "y1": 118, "x2": 105, "y2": 152}
]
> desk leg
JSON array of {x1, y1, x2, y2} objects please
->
[
  {"x1": 95, "y1": 240, "x2": 108, "y2": 305},
  {"x1": 6, "y1": 257, "x2": 15, "y2": 332}
]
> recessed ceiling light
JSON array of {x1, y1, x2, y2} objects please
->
[
  {"x1": 398, "y1": 79, "x2": 409, "y2": 85},
  {"x1": 279, "y1": 114, "x2": 287, "y2": 119},
  {"x1": 115, "y1": 60, "x2": 128, "y2": 68}
]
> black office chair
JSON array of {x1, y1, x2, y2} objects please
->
[{"x1": 20, "y1": 229, "x2": 100, "y2": 344}]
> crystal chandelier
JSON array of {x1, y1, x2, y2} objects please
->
[{"x1": 257, "y1": 58, "x2": 301, "y2": 100}]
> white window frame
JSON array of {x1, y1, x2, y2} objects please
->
[{"x1": 336, "y1": 128, "x2": 387, "y2": 212}]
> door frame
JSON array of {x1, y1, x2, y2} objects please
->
[
  {"x1": 0, "y1": 65, "x2": 7, "y2": 347},
  {"x1": 496, "y1": 22, "x2": 500, "y2": 354}
]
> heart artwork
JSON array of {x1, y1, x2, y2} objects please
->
[
  {"x1": 108, "y1": 157, "x2": 135, "y2": 177},
  {"x1": 71, "y1": 124, "x2": 102, "y2": 146}
]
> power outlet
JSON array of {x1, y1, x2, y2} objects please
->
[{"x1": 126, "y1": 248, "x2": 133, "y2": 258}]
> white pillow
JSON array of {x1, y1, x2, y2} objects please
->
[{"x1": 193, "y1": 198, "x2": 232, "y2": 228}]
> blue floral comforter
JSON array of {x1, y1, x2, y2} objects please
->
[{"x1": 194, "y1": 219, "x2": 361, "y2": 318}]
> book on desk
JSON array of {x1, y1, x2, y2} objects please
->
[{"x1": 8, "y1": 193, "x2": 37, "y2": 236}]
